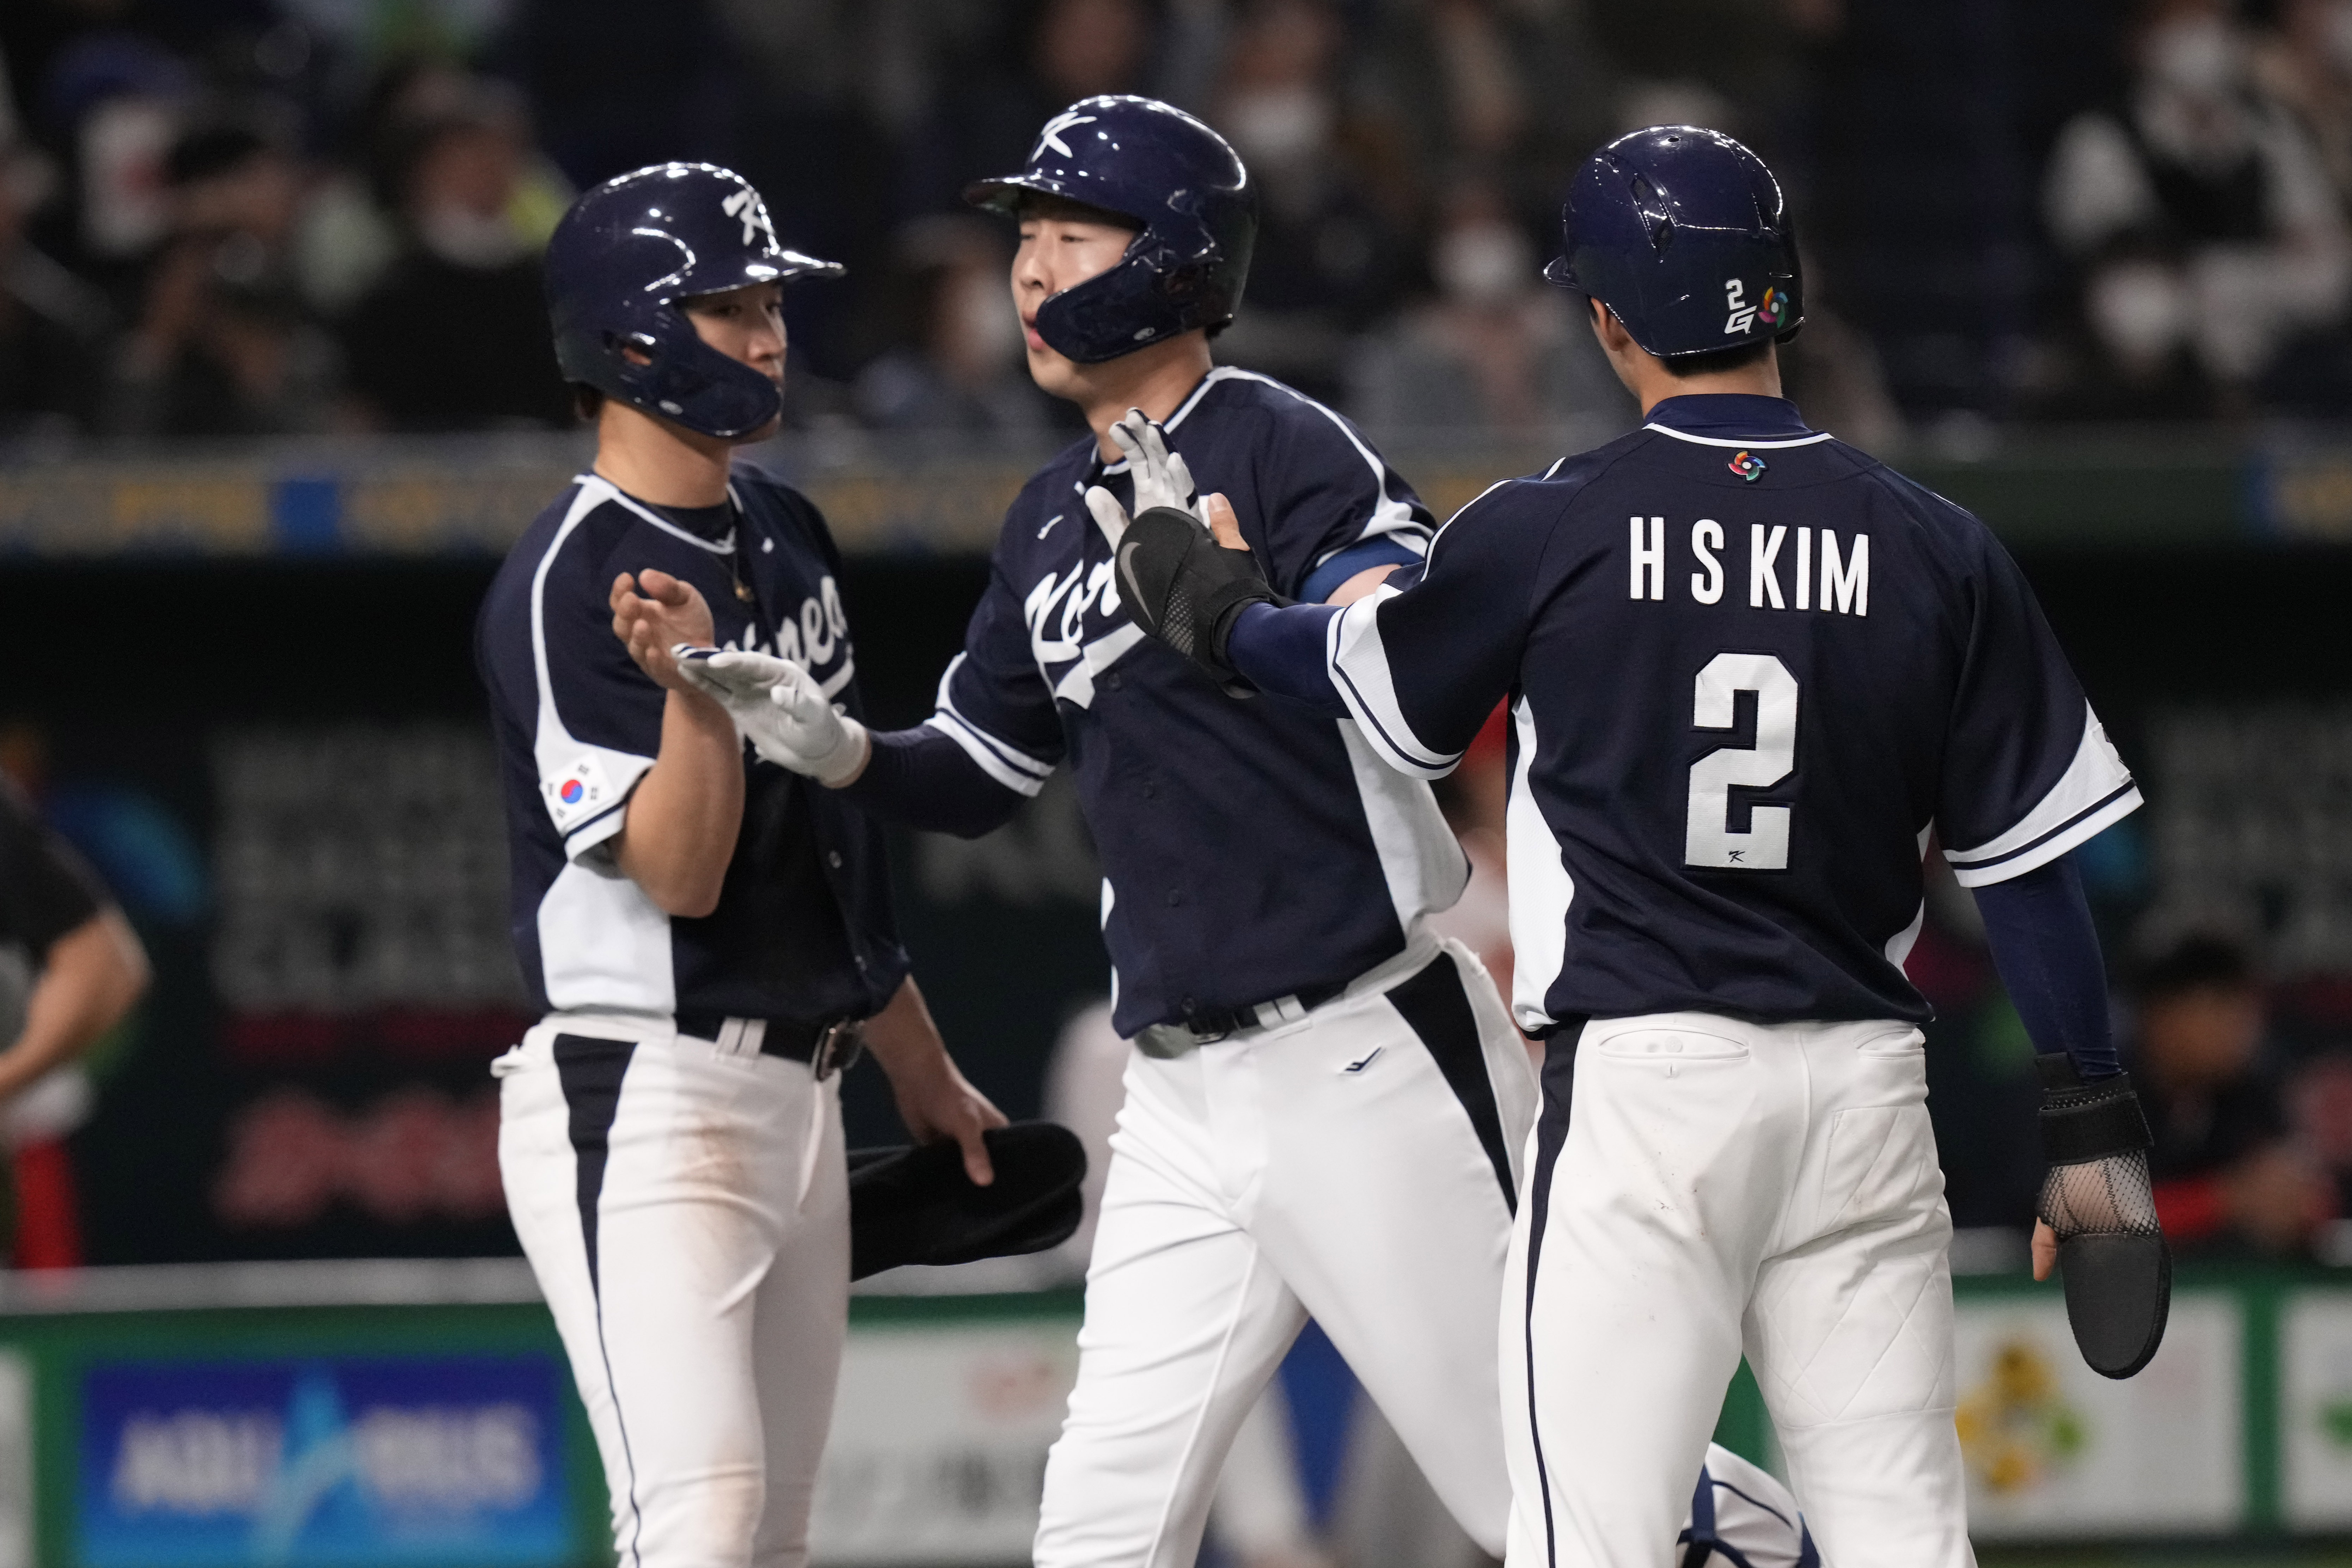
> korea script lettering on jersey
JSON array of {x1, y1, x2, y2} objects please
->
[{"x1": 917, "y1": 367, "x2": 1468, "y2": 1034}]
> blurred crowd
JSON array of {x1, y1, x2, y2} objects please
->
[{"x1": 10, "y1": 0, "x2": 2352, "y2": 440}]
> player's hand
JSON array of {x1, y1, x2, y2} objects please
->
[
  {"x1": 1110, "y1": 408, "x2": 1201, "y2": 518},
  {"x1": 672, "y1": 648, "x2": 872, "y2": 786},
  {"x1": 2032, "y1": 1219, "x2": 2057, "y2": 1281},
  {"x1": 886, "y1": 1052, "x2": 1009, "y2": 1188},
  {"x1": 862, "y1": 978, "x2": 1008, "y2": 1186},
  {"x1": 611, "y1": 570, "x2": 716, "y2": 693},
  {"x1": 1087, "y1": 409, "x2": 1200, "y2": 549},
  {"x1": 1205, "y1": 492, "x2": 1246, "y2": 551}
]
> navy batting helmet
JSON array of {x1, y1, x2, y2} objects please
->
[
  {"x1": 545, "y1": 163, "x2": 843, "y2": 440},
  {"x1": 966, "y1": 96, "x2": 1255, "y2": 365},
  {"x1": 1546, "y1": 127, "x2": 1803, "y2": 360}
]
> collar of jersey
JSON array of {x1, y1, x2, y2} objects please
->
[
  {"x1": 1085, "y1": 365, "x2": 1250, "y2": 478},
  {"x1": 576, "y1": 473, "x2": 738, "y2": 553},
  {"x1": 1641, "y1": 394, "x2": 1829, "y2": 449}
]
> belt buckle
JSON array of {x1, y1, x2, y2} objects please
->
[{"x1": 814, "y1": 1018, "x2": 865, "y2": 1080}]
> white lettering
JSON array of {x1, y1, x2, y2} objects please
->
[
  {"x1": 1750, "y1": 524, "x2": 1787, "y2": 609},
  {"x1": 1820, "y1": 531, "x2": 1869, "y2": 616},
  {"x1": 1629, "y1": 516, "x2": 1664, "y2": 601},
  {"x1": 112, "y1": 1411, "x2": 282, "y2": 1514},
  {"x1": 1795, "y1": 527, "x2": 1812, "y2": 611},
  {"x1": 354, "y1": 1404, "x2": 541, "y2": 1511},
  {"x1": 821, "y1": 575, "x2": 848, "y2": 639},
  {"x1": 801, "y1": 597, "x2": 834, "y2": 664},
  {"x1": 1690, "y1": 520, "x2": 1724, "y2": 604}
]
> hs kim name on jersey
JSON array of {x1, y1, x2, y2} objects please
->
[{"x1": 1628, "y1": 516, "x2": 1868, "y2": 616}]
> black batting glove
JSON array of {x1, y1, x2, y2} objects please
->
[
  {"x1": 1113, "y1": 505, "x2": 1281, "y2": 696},
  {"x1": 2036, "y1": 1053, "x2": 2172, "y2": 1378}
]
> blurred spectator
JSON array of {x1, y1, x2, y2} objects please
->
[
  {"x1": 2041, "y1": 0, "x2": 2352, "y2": 415},
  {"x1": 36, "y1": 34, "x2": 195, "y2": 270},
  {"x1": 339, "y1": 82, "x2": 570, "y2": 430},
  {"x1": 2255, "y1": 0, "x2": 2352, "y2": 206},
  {"x1": 1208, "y1": 0, "x2": 1419, "y2": 401},
  {"x1": 899, "y1": 0, "x2": 1156, "y2": 222},
  {"x1": 2293, "y1": 1049, "x2": 2352, "y2": 1224},
  {"x1": 1345, "y1": 183, "x2": 1625, "y2": 435},
  {"x1": 0, "y1": 136, "x2": 109, "y2": 436},
  {"x1": 2131, "y1": 931, "x2": 2334, "y2": 1254},
  {"x1": 298, "y1": 59, "x2": 568, "y2": 318},
  {"x1": 109, "y1": 114, "x2": 339, "y2": 435},
  {"x1": 852, "y1": 215, "x2": 1058, "y2": 435}
]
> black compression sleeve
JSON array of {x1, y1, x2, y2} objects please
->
[
  {"x1": 837, "y1": 726, "x2": 1035, "y2": 840},
  {"x1": 1972, "y1": 853, "x2": 2120, "y2": 1080}
]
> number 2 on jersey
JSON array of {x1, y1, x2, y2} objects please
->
[{"x1": 1684, "y1": 653, "x2": 1797, "y2": 870}]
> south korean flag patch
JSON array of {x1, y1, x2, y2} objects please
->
[{"x1": 543, "y1": 754, "x2": 618, "y2": 832}]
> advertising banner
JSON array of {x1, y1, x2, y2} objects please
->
[
  {"x1": 811, "y1": 1319, "x2": 1081, "y2": 1565},
  {"x1": 1954, "y1": 1294, "x2": 2241, "y2": 1537},
  {"x1": 2282, "y1": 1290, "x2": 2352, "y2": 1527},
  {"x1": 76, "y1": 1354, "x2": 571, "y2": 1567}
]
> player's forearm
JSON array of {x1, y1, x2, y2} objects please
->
[
  {"x1": 838, "y1": 727, "x2": 1032, "y2": 838},
  {"x1": 1226, "y1": 602, "x2": 1348, "y2": 716},
  {"x1": 613, "y1": 689, "x2": 745, "y2": 917},
  {"x1": 1971, "y1": 853, "x2": 2119, "y2": 1079},
  {"x1": 0, "y1": 911, "x2": 148, "y2": 1100},
  {"x1": 861, "y1": 974, "x2": 950, "y2": 1073}
]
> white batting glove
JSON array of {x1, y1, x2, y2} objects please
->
[
  {"x1": 672, "y1": 647, "x2": 871, "y2": 786},
  {"x1": 1088, "y1": 408, "x2": 1200, "y2": 549}
]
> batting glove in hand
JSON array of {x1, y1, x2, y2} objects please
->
[
  {"x1": 1104, "y1": 503, "x2": 1278, "y2": 697},
  {"x1": 672, "y1": 647, "x2": 870, "y2": 786},
  {"x1": 2036, "y1": 1053, "x2": 2171, "y2": 1378},
  {"x1": 1087, "y1": 409, "x2": 1201, "y2": 549}
]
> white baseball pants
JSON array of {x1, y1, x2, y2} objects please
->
[
  {"x1": 1034, "y1": 939, "x2": 1538, "y2": 1568},
  {"x1": 1505, "y1": 1012, "x2": 1973, "y2": 1568},
  {"x1": 496, "y1": 1017, "x2": 849, "y2": 1568}
]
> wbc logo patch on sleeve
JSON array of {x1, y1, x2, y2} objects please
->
[{"x1": 542, "y1": 754, "x2": 616, "y2": 831}]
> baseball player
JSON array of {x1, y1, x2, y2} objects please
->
[
  {"x1": 0, "y1": 772, "x2": 148, "y2": 1120},
  {"x1": 1113, "y1": 127, "x2": 2170, "y2": 1568},
  {"x1": 671, "y1": 96, "x2": 1559, "y2": 1568},
  {"x1": 475, "y1": 162, "x2": 1004, "y2": 1568}
]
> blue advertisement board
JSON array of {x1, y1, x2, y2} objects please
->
[{"x1": 77, "y1": 1355, "x2": 572, "y2": 1566}]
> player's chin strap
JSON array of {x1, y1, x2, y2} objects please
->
[
  {"x1": 2036, "y1": 1053, "x2": 2172, "y2": 1378},
  {"x1": 1114, "y1": 506, "x2": 1285, "y2": 698}
]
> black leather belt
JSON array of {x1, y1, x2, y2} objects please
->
[
  {"x1": 1136, "y1": 979, "x2": 1350, "y2": 1058},
  {"x1": 675, "y1": 1011, "x2": 867, "y2": 1078},
  {"x1": 1178, "y1": 980, "x2": 1347, "y2": 1040}
]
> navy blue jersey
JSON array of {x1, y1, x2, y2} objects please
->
[
  {"x1": 921, "y1": 367, "x2": 1467, "y2": 1035},
  {"x1": 476, "y1": 468, "x2": 908, "y2": 1024},
  {"x1": 1325, "y1": 393, "x2": 2139, "y2": 1033}
]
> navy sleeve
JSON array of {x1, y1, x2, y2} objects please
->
[
  {"x1": 1241, "y1": 394, "x2": 1432, "y2": 597},
  {"x1": 1297, "y1": 535, "x2": 1422, "y2": 604},
  {"x1": 1322, "y1": 482, "x2": 1548, "y2": 778},
  {"x1": 1972, "y1": 854, "x2": 2120, "y2": 1080},
  {"x1": 841, "y1": 727, "x2": 1030, "y2": 838},
  {"x1": 1228, "y1": 602, "x2": 1347, "y2": 716},
  {"x1": 0, "y1": 777, "x2": 106, "y2": 957},
  {"x1": 925, "y1": 554, "x2": 1067, "y2": 795},
  {"x1": 1934, "y1": 518, "x2": 2141, "y2": 887}
]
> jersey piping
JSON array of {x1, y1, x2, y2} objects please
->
[
  {"x1": 1169, "y1": 366, "x2": 1425, "y2": 549},
  {"x1": 1943, "y1": 706, "x2": 2142, "y2": 887},
  {"x1": 1639, "y1": 425, "x2": 1837, "y2": 449}
]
